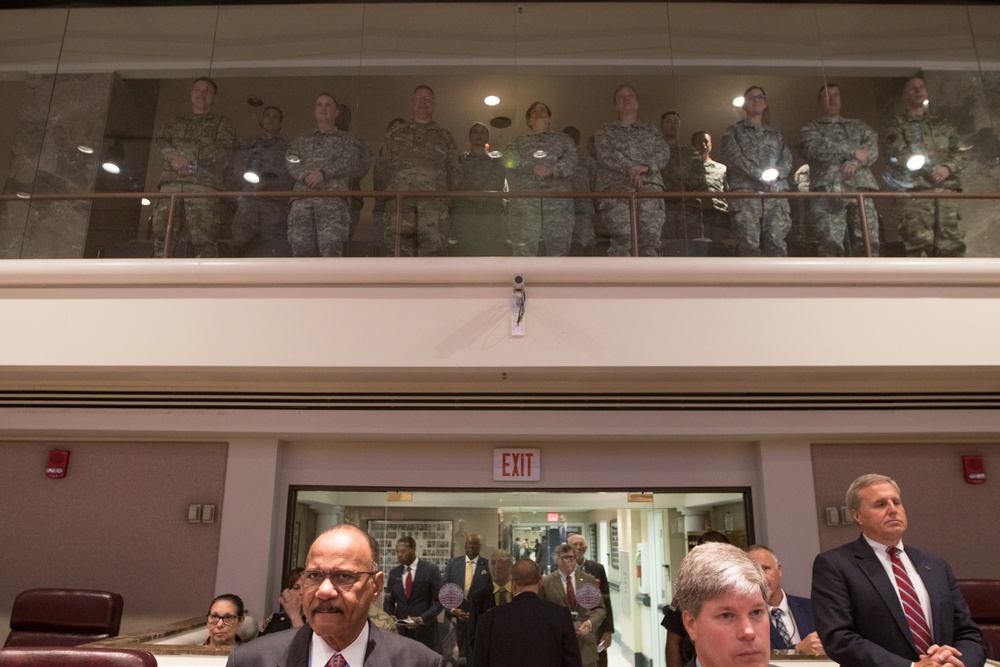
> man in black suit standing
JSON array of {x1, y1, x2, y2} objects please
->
[
  {"x1": 384, "y1": 535, "x2": 444, "y2": 651},
  {"x1": 473, "y1": 559, "x2": 582, "y2": 667},
  {"x1": 746, "y1": 544, "x2": 823, "y2": 654},
  {"x1": 467, "y1": 549, "x2": 514, "y2": 666},
  {"x1": 812, "y1": 473, "x2": 984, "y2": 667},
  {"x1": 227, "y1": 524, "x2": 442, "y2": 667},
  {"x1": 568, "y1": 533, "x2": 614, "y2": 666},
  {"x1": 443, "y1": 534, "x2": 492, "y2": 664}
]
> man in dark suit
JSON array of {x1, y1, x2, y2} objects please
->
[
  {"x1": 675, "y1": 542, "x2": 773, "y2": 667},
  {"x1": 383, "y1": 535, "x2": 444, "y2": 651},
  {"x1": 746, "y1": 544, "x2": 822, "y2": 654},
  {"x1": 443, "y1": 534, "x2": 492, "y2": 664},
  {"x1": 467, "y1": 549, "x2": 513, "y2": 666},
  {"x1": 812, "y1": 473, "x2": 985, "y2": 667},
  {"x1": 227, "y1": 524, "x2": 442, "y2": 667},
  {"x1": 568, "y1": 533, "x2": 615, "y2": 667},
  {"x1": 473, "y1": 558, "x2": 582, "y2": 667}
]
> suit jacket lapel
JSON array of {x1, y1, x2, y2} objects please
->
[
  {"x1": 278, "y1": 625, "x2": 312, "y2": 667},
  {"x1": 852, "y1": 536, "x2": 914, "y2": 651}
]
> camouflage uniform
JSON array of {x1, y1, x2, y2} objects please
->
[
  {"x1": 452, "y1": 150, "x2": 506, "y2": 256},
  {"x1": 231, "y1": 134, "x2": 294, "y2": 256},
  {"x1": 571, "y1": 147, "x2": 598, "y2": 250},
  {"x1": 884, "y1": 112, "x2": 966, "y2": 257},
  {"x1": 376, "y1": 121, "x2": 459, "y2": 257},
  {"x1": 285, "y1": 128, "x2": 372, "y2": 257},
  {"x1": 700, "y1": 158, "x2": 730, "y2": 247},
  {"x1": 595, "y1": 121, "x2": 670, "y2": 257},
  {"x1": 799, "y1": 116, "x2": 880, "y2": 257},
  {"x1": 153, "y1": 112, "x2": 237, "y2": 257},
  {"x1": 505, "y1": 131, "x2": 578, "y2": 256},
  {"x1": 661, "y1": 142, "x2": 706, "y2": 249},
  {"x1": 720, "y1": 120, "x2": 792, "y2": 257}
]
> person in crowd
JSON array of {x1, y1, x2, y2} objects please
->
[
  {"x1": 562, "y1": 126, "x2": 598, "y2": 256},
  {"x1": 659, "y1": 112, "x2": 706, "y2": 254},
  {"x1": 443, "y1": 534, "x2": 492, "y2": 664},
  {"x1": 468, "y1": 549, "x2": 514, "y2": 665},
  {"x1": 258, "y1": 567, "x2": 305, "y2": 636},
  {"x1": 334, "y1": 102, "x2": 370, "y2": 245},
  {"x1": 376, "y1": 85, "x2": 459, "y2": 256},
  {"x1": 227, "y1": 525, "x2": 442, "y2": 667},
  {"x1": 383, "y1": 535, "x2": 444, "y2": 651},
  {"x1": 473, "y1": 558, "x2": 582, "y2": 667},
  {"x1": 664, "y1": 530, "x2": 731, "y2": 667},
  {"x1": 884, "y1": 77, "x2": 968, "y2": 257},
  {"x1": 746, "y1": 545, "x2": 822, "y2": 654},
  {"x1": 285, "y1": 93, "x2": 372, "y2": 257},
  {"x1": 539, "y1": 543, "x2": 607, "y2": 667},
  {"x1": 692, "y1": 130, "x2": 731, "y2": 254},
  {"x1": 595, "y1": 85, "x2": 671, "y2": 257},
  {"x1": 230, "y1": 105, "x2": 294, "y2": 257},
  {"x1": 812, "y1": 474, "x2": 984, "y2": 667},
  {"x1": 504, "y1": 102, "x2": 577, "y2": 256},
  {"x1": 372, "y1": 117, "x2": 407, "y2": 256},
  {"x1": 674, "y1": 542, "x2": 773, "y2": 667},
  {"x1": 799, "y1": 83, "x2": 880, "y2": 257},
  {"x1": 567, "y1": 534, "x2": 613, "y2": 667},
  {"x1": 205, "y1": 593, "x2": 246, "y2": 648},
  {"x1": 153, "y1": 77, "x2": 237, "y2": 258},
  {"x1": 452, "y1": 122, "x2": 506, "y2": 256},
  {"x1": 721, "y1": 86, "x2": 793, "y2": 257}
]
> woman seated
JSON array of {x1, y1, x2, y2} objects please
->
[{"x1": 204, "y1": 593, "x2": 245, "y2": 648}]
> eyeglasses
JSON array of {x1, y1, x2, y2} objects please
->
[
  {"x1": 745, "y1": 94, "x2": 767, "y2": 102},
  {"x1": 207, "y1": 614, "x2": 240, "y2": 627},
  {"x1": 301, "y1": 569, "x2": 377, "y2": 590},
  {"x1": 413, "y1": 96, "x2": 435, "y2": 103}
]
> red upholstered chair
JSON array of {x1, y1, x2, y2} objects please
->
[
  {"x1": 3, "y1": 589, "x2": 124, "y2": 648},
  {"x1": 957, "y1": 578, "x2": 1000, "y2": 660},
  {"x1": 0, "y1": 648, "x2": 155, "y2": 667}
]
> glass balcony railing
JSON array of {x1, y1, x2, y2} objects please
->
[{"x1": 1, "y1": 2, "x2": 998, "y2": 259}]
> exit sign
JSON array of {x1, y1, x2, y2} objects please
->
[{"x1": 494, "y1": 448, "x2": 540, "y2": 481}]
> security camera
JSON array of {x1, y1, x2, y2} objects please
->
[{"x1": 513, "y1": 274, "x2": 525, "y2": 291}]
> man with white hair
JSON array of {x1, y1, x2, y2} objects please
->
[{"x1": 674, "y1": 542, "x2": 773, "y2": 667}]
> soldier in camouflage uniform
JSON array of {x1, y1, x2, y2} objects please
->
[
  {"x1": 799, "y1": 84, "x2": 880, "y2": 257},
  {"x1": 285, "y1": 93, "x2": 373, "y2": 257},
  {"x1": 452, "y1": 122, "x2": 506, "y2": 256},
  {"x1": 376, "y1": 85, "x2": 459, "y2": 257},
  {"x1": 595, "y1": 85, "x2": 671, "y2": 257},
  {"x1": 372, "y1": 118, "x2": 407, "y2": 256},
  {"x1": 504, "y1": 102, "x2": 578, "y2": 257},
  {"x1": 659, "y1": 112, "x2": 707, "y2": 254},
  {"x1": 721, "y1": 86, "x2": 793, "y2": 257},
  {"x1": 563, "y1": 126, "x2": 598, "y2": 255},
  {"x1": 230, "y1": 106, "x2": 294, "y2": 256},
  {"x1": 152, "y1": 77, "x2": 237, "y2": 258},
  {"x1": 884, "y1": 77, "x2": 967, "y2": 257},
  {"x1": 692, "y1": 131, "x2": 731, "y2": 254}
]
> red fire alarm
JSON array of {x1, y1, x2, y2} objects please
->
[
  {"x1": 962, "y1": 454, "x2": 985, "y2": 484},
  {"x1": 46, "y1": 450, "x2": 70, "y2": 479}
]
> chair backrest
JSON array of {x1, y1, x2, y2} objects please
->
[
  {"x1": 4, "y1": 589, "x2": 124, "y2": 648},
  {"x1": 957, "y1": 578, "x2": 1000, "y2": 661},
  {"x1": 0, "y1": 648, "x2": 155, "y2": 667}
]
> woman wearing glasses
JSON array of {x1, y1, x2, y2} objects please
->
[{"x1": 204, "y1": 593, "x2": 246, "y2": 648}]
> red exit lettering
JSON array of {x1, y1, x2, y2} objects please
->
[{"x1": 502, "y1": 451, "x2": 534, "y2": 477}]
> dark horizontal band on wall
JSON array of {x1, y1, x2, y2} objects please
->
[
  {"x1": 2, "y1": 390, "x2": 1000, "y2": 410},
  {"x1": 0, "y1": 0, "x2": 992, "y2": 8}
]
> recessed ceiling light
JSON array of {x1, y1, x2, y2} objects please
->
[
  {"x1": 732, "y1": 96, "x2": 745, "y2": 107},
  {"x1": 77, "y1": 144, "x2": 94, "y2": 155},
  {"x1": 490, "y1": 116, "x2": 512, "y2": 129},
  {"x1": 484, "y1": 95, "x2": 500, "y2": 106}
]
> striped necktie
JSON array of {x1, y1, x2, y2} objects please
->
[
  {"x1": 771, "y1": 608, "x2": 793, "y2": 648},
  {"x1": 887, "y1": 546, "x2": 932, "y2": 654}
]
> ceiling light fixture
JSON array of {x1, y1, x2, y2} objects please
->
[{"x1": 484, "y1": 95, "x2": 500, "y2": 106}]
